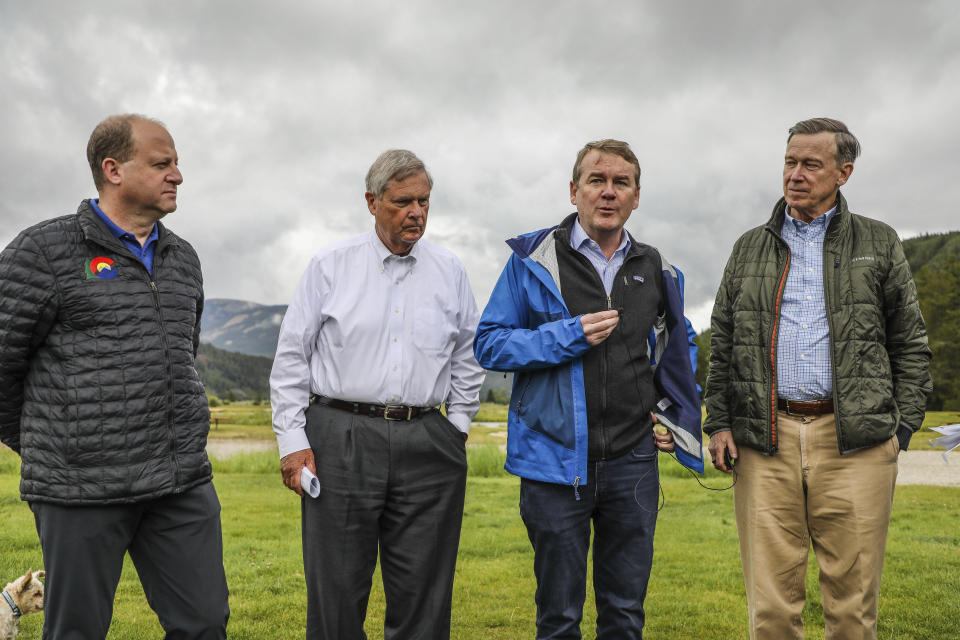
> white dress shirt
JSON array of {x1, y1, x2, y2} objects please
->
[{"x1": 270, "y1": 231, "x2": 484, "y2": 457}]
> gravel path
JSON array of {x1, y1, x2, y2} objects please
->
[
  {"x1": 207, "y1": 439, "x2": 275, "y2": 458},
  {"x1": 895, "y1": 450, "x2": 960, "y2": 487},
  {"x1": 207, "y1": 437, "x2": 960, "y2": 486}
]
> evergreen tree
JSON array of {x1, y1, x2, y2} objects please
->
[{"x1": 915, "y1": 254, "x2": 960, "y2": 410}]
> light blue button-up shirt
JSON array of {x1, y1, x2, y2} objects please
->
[
  {"x1": 569, "y1": 218, "x2": 630, "y2": 295},
  {"x1": 777, "y1": 206, "x2": 837, "y2": 401}
]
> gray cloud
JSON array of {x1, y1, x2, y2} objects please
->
[{"x1": 2, "y1": 0, "x2": 957, "y2": 333}]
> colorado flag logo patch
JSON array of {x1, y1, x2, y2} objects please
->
[{"x1": 86, "y1": 256, "x2": 118, "y2": 280}]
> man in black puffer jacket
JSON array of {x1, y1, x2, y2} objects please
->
[{"x1": 0, "y1": 114, "x2": 229, "y2": 639}]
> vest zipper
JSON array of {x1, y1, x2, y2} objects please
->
[{"x1": 598, "y1": 294, "x2": 613, "y2": 458}]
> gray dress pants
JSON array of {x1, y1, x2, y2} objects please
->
[
  {"x1": 30, "y1": 481, "x2": 229, "y2": 640},
  {"x1": 302, "y1": 403, "x2": 468, "y2": 640}
]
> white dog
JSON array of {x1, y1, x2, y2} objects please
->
[{"x1": 1, "y1": 570, "x2": 45, "y2": 640}]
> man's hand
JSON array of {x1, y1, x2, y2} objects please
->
[
  {"x1": 581, "y1": 310, "x2": 620, "y2": 346},
  {"x1": 708, "y1": 431, "x2": 738, "y2": 474},
  {"x1": 651, "y1": 413, "x2": 675, "y2": 452},
  {"x1": 280, "y1": 448, "x2": 316, "y2": 496}
]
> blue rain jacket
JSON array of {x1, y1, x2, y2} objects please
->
[{"x1": 474, "y1": 224, "x2": 703, "y2": 488}]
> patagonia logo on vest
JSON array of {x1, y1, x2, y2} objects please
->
[
  {"x1": 632, "y1": 275, "x2": 645, "y2": 283},
  {"x1": 851, "y1": 256, "x2": 876, "y2": 263},
  {"x1": 85, "y1": 256, "x2": 118, "y2": 280}
]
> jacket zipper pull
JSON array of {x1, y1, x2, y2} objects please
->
[
  {"x1": 607, "y1": 295, "x2": 612, "y2": 310},
  {"x1": 573, "y1": 476, "x2": 581, "y2": 501}
]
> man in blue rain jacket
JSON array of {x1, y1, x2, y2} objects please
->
[{"x1": 474, "y1": 139, "x2": 702, "y2": 639}]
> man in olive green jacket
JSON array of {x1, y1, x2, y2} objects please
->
[{"x1": 704, "y1": 117, "x2": 931, "y2": 640}]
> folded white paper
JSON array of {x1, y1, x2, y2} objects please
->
[
  {"x1": 300, "y1": 467, "x2": 321, "y2": 498},
  {"x1": 928, "y1": 423, "x2": 960, "y2": 464}
]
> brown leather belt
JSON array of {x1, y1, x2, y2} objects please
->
[
  {"x1": 777, "y1": 397, "x2": 834, "y2": 416},
  {"x1": 311, "y1": 395, "x2": 434, "y2": 421}
]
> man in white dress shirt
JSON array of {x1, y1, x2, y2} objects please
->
[{"x1": 270, "y1": 149, "x2": 484, "y2": 640}]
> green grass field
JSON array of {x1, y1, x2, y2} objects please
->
[{"x1": 2, "y1": 438, "x2": 959, "y2": 639}]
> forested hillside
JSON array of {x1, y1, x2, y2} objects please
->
[
  {"x1": 694, "y1": 231, "x2": 960, "y2": 410},
  {"x1": 195, "y1": 342, "x2": 272, "y2": 401},
  {"x1": 909, "y1": 232, "x2": 960, "y2": 409}
]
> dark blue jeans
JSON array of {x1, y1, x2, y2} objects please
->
[{"x1": 519, "y1": 446, "x2": 659, "y2": 640}]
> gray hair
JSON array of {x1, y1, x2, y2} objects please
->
[
  {"x1": 87, "y1": 114, "x2": 166, "y2": 190},
  {"x1": 365, "y1": 149, "x2": 433, "y2": 198},
  {"x1": 787, "y1": 118, "x2": 861, "y2": 167}
]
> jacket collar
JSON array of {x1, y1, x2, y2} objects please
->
[
  {"x1": 765, "y1": 191, "x2": 851, "y2": 238},
  {"x1": 509, "y1": 212, "x2": 649, "y2": 261},
  {"x1": 77, "y1": 199, "x2": 178, "y2": 253}
]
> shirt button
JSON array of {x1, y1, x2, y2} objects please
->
[
  {"x1": 808, "y1": 241, "x2": 814, "y2": 246},
  {"x1": 395, "y1": 280, "x2": 400, "y2": 285},
  {"x1": 395, "y1": 308, "x2": 400, "y2": 313},
  {"x1": 802, "y1": 323, "x2": 809, "y2": 329},
  {"x1": 393, "y1": 337, "x2": 398, "y2": 342},
  {"x1": 393, "y1": 365, "x2": 398, "y2": 371},
  {"x1": 800, "y1": 354, "x2": 806, "y2": 360},
  {"x1": 806, "y1": 295, "x2": 812, "y2": 300}
]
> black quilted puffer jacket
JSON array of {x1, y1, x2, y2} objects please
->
[{"x1": 0, "y1": 200, "x2": 212, "y2": 505}]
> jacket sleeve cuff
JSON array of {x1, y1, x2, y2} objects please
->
[
  {"x1": 446, "y1": 412, "x2": 471, "y2": 435},
  {"x1": 703, "y1": 426, "x2": 731, "y2": 436},
  {"x1": 896, "y1": 425, "x2": 913, "y2": 452},
  {"x1": 277, "y1": 428, "x2": 312, "y2": 459}
]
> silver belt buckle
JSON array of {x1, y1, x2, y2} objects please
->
[{"x1": 383, "y1": 404, "x2": 412, "y2": 421}]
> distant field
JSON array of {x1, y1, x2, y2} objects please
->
[
  {"x1": 207, "y1": 402, "x2": 510, "y2": 441},
  {"x1": 207, "y1": 404, "x2": 958, "y2": 455}
]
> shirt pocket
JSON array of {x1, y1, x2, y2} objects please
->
[{"x1": 414, "y1": 306, "x2": 457, "y2": 353}]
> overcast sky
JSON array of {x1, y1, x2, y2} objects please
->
[{"x1": 2, "y1": 0, "x2": 958, "y2": 332}]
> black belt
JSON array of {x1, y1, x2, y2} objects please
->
[
  {"x1": 777, "y1": 397, "x2": 834, "y2": 416},
  {"x1": 311, "y1": 395, "x2": 434, "y2": 421}
]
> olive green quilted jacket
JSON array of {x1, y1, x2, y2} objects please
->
[{"x1": 703, "y1": 193, "x2": 932, "y2": 454}]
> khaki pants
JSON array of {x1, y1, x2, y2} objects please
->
[{"x1": 734, "y1": 411, "x2": 899, "y2": 640}]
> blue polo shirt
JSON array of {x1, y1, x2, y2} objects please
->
[{"x1": 90, "y1": 199, "x2": 159, "y2": 275}]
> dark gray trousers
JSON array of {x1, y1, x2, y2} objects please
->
[
  {"x1": 30, "y1": 481, "x2": 229, "y2": 640},
  {"x1": 302, "y1": 404, "x2": 468, "y2": 640}
]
